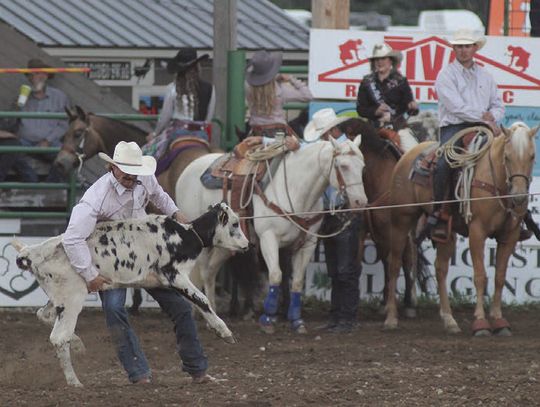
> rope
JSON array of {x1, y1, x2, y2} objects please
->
[
  {"x1": 239, "y1": 191, "x2": 539, "y2": 221},
  {"x1": 245, "y1": 142, "x2": 286, "y2": 161}
]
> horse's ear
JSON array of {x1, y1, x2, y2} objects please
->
[
  {"x1": 529, "y1": 125, "x2": 540, "y2": 139},
  {"x1": 353, "y1": 134, "x2": 362, "y2": 148},
  {"x1": 75, "y1": 105, "x2": 88, "y2": 123},
  {"x1": 65, "y1": 107, "x2": 76, "y2": 122},
  {"x1": 501, "y1": 126, "x2": 511, "y2": 139}
]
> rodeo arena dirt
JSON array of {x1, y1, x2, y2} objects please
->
[{"x1": 1, "y1": 305, "x2": 540, "y2": 406}]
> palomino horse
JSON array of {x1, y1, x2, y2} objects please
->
[
  {"x1": 175, "y1": 137, "x2": 368, "y2": 333},
  {"x1": 342, "y1": 118, "x2": 430, "y2": 315},
  {"x1": 385, "y1": 122, "x2": 538, "y2": 335},
  {"x1": 53, "y1": 106, "x2": 212, "y2": 197}
]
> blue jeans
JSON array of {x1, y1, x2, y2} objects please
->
[
  {"x1": 322, "y1": 215, "x2": 362, "y2": 323},
  {"x1": 100, "y1": 288, "x2": 208, "y2": 383},
  {"x1": 0, "y1": 138, "x2": 38, "y2": 182}
]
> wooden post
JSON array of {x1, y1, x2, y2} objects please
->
[
  {"x1": 311, "y1": 0, "x2": 350, "y2": 29},
  {"x1": 213, "y1": 0, "x2": 237, "y2": 149}
]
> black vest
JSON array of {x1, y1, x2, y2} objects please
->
[{"x1": 195, "y1": 79, "x2": 212, "y2": 121}]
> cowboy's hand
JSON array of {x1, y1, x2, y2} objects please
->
[
  {"x1": 87, "y1": 275, "x2": 111, "y2": 292},
  {"x1": 486, "y1": 121, "x2": 502, "y2": 136},
  {"x1": 146, "y1": 132, "x2": 156, "y2": 143},
  {"x1": 375, "y1": 103, "x2": 391, "y2": 117},
  {"x1": 482, "y1": 111, "x2": 495, "y2": 122},
  {"x1": 244, "y1": 136, "x2": 263, "y2": 147},
  {"x1": 284, "y1": 136, "x2": 300, "y2": 151},
  {"x1": 407, "y1": 101, "x2": 419, "y2": 115},
  {"x1": 276, "y1": 73, "x2": 291, "y2": 83},
  {"x1": 174, "y1": 210, "x2": 189, "y2": 224}
]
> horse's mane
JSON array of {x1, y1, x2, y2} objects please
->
[
  {"x1": 90, "y1": 113, "x2": 147, "y2": 135},
  {"x1": 342, "y1": 118, "x2": 397, "y2": 160}
]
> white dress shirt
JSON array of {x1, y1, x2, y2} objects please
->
[
  {"x1": 435, "y1": 60, "x2": 505, "y2": 127},
  {"x1": 62, "y1": 172, "x2": 179, "y2": 282}
]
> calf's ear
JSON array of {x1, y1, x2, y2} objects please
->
[{"x1": 218, "y1": 209, "x2": 229, "y2": 226}]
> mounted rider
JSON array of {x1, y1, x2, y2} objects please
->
[
  {"x1": 241, "y1": 50, "x2": 312, "y2": 153},
  {"x1": 356, "y1": 43, "x2": 419, "y2": 133}
]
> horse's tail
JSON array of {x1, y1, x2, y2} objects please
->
[{"x1": 415, "y1": 242, "x2": 431, "y2": 295}]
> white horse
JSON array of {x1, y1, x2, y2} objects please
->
[{"x1": 175, "y1": 136, "x2": 368, "y2": 333}]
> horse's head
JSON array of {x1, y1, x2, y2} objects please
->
[
  {"x1": 53, "y1": 106, "x2": 106, "y2": 175},
  {"x1": 501, "y1": 122, "x2": 539, "y2": 208},
  {"x1": 328, "y1": 135, "x2": 368, "y2": 209}
]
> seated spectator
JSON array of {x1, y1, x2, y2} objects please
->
[
  {"x1": 0, "y1": 110, "x2": 38, "y2": 182},
  {"x1": 16, "y1": 58, "x2": 70, "y2": 181}
]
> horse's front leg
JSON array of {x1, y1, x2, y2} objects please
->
[
  {"x1": 468, "y1": 224, "x2": 491, "y2": 336},
  {"x1": 258, "y1": 231, "x2": 282, "y2": 333},
  {"x1": 288, "y1": 237, "x2": 319, "y2": 334},
  {"x1": 490, "y1": 236, "x2": 519, "y2": 336},
  {"x1": 434, "y1": 236, "x2": 461, "y2": 333}
]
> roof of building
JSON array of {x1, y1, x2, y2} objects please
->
[
  {"x1": 0, "y1": 0, "x2": 309, "y2": 51},
  {"x1": 0, "y1": 21, "x2": 149, "y2": 127}
]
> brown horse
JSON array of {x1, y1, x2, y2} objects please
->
[
  {"x1": 385, "y1": 122, "x2": 539, "y2": 335},
  {"x1": 54, "y1": 106, "x2": 212, "y2": 198},
  {"x1": 343, "y1": 118, "x2": 430, "y2": 315}
]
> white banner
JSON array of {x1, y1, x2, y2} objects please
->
[{"x1": 309, "y1": 29, "x2": 540, "y2": 106}]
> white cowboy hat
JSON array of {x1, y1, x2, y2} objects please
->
[
  {"x1": 98, "y1": 141, "x2": 156, "y2": 176},
  {"x1": 303, "y1": 108, "x2": 349, "y2": 142},
  {"x1": 448, "y1": 28, "x2": 486, "y2": 50},
  {"x1": 368, "y1": 43, "x2": 403, "y2": 64},
  {"x1": 245, "y1": 50, "x2": 282, "y2": 86}
]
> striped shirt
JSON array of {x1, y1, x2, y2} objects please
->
[
  {"x1": 17, "y1": 85, "x2": 70, "y2": 145},
  {"x1": 435, "y1": 60, "x2": 504, "y2": 127}
]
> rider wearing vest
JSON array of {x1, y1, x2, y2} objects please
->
[
  {"x1": 428, "y1": 29, "x2": 507, "y2": 240},
  {"x1": 148, "y1": 47, "x2": 215, "y2": 146},
  {"x1": 304, "y1": 108, "x2": 362, "y2": 334},
  {"x1": 356, "y1": 43, "x2": 418, "y2": 131},
  {"x1": 243, "y1": 50, "x2": 312, "y2": 152}
]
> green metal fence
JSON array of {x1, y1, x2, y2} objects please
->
[{"x1": 0, "y1": 59, "x2": 309, "y2": 219}]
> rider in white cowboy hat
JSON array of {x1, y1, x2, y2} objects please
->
[
  {"x1": 303, "y1": 108, "x2": 349, "y2": 142},
  {"x1": 356, "y1": 43, "x2": 418, "y2": 130},
  {"x1": 99, "y1": 141, "x2": 157, "y2": 176},
  {"x1": 63, "y1": 140, "x2": 215, "y2": 385},
  {"x1": 427, "y1": 28, "x2": 507, "y2": 241},
  {"x1": 305, "y1": 107, "x2": 362, "y2": 334},
  {"x1": 447, "y1": 28, "x2": 486, "y2": 50},
  {"x1": 243, "y1": 50, "x2": 312, "y2": 151}
]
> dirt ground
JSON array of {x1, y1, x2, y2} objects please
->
[{"x1": 1, "y1": 303, "x2": 539, "y2": 407}]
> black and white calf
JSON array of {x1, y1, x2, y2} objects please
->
[{"x1": 13, "y1": 202, "x2": 248, "y2": 387}]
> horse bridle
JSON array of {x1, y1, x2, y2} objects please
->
[
  {"x1": 489, "y1": 140, "x2": 532, "y2": 216},
  {"x1": 324, "y1": 142, "x2": 364, "y2": 206}
]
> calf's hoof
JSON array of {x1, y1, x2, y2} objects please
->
[
  {"x1": 222, "y1": 334, "x2": 236, "y2": 344},
  {"x1": 445, "y1": 324, "x2": 462, "y2": 334},
  {"x1": 472, "y1": 318, "x2": 492, "y2": 337}
]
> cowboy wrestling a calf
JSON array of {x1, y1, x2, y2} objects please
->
[{"x1": 13, "y1": 202, "x2": 248, "y2": 387}]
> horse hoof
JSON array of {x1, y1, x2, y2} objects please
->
[
  {"x1": 292, "y1": 322, "x2": 307, "y2": 334},
  {"x1": 259, "y1": 324, "x2": 275, "y2": 334},
  {"x1": 471, "y1": 318, "x2": 491, "y2": 337},
  {"x1": 404, "y1": 308, "x2": 417, "y2": 319},
  {"x1": 473, "y1": 329, "x2": 492, "y2": 337},
  {"x1": 445, "y1": 325, "x2": 462, "y2": 334},
  {"x1": 383, "y1": 321, "x2": 398, "y2": 331},
  {"x1": 493, "y1": 327, "x2": 512, "y2": 337}
]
